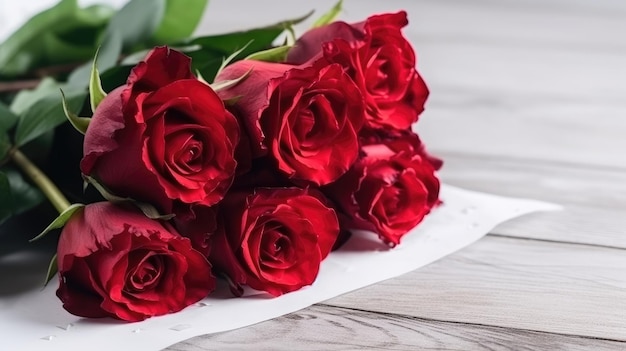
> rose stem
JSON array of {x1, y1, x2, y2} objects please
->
[{"x1": 10, "y1": 149, "x2": 70, "y2": 213}]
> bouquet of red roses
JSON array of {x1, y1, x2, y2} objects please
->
[{"x1": 0, "y1": 1, "x2": 440, "y2": 322}]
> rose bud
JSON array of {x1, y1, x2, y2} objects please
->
[
  {"x1": 56, "y1": 202, "x2": 214, "y2": 322},
  {"x1": 287, "y1": 11, "x2": 429, "y2": 131},
  {"x1": 81, "y1": 47, "x2": 240, "y2": 216},
  {"x1": 215, "y1": 59, "x2": 365, "y2": 186},
  {"x1": 209, "y1": 188, "x2": 340, "y2": 296},
  {"x1": 325, "y1": 136, "x2": 440, "y2": 246}
]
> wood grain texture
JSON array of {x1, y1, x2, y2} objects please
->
[
  {"x1": 439, "y1": 153, "x2": 626, "y2": 248},
  {"x1": 493, "y1": 205, "x2": 626, "y2": 249},
  {"x1": 439, "y1": 153, "x2": 626, "y2": 210},
  {"x1": 324, "y1": 236, "x2": 626, "y2": 340},
  {"x1": 166, "y1": 305, "x2": 626, "y2": 351},
  {"x1": 411, "y1": 0, "x2": 626, "y2": 170}
]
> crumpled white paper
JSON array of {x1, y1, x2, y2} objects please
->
[{"x1": 0, "y1": 185, "x2": 559, "y2": 350}]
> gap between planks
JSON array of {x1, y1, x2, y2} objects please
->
[
  {"x1": 435, "y1": 151, "x2": 626, "y2": 248},
  {"x1": 437, "y1": 151, "x2": 626, "y2": 210},
  {"x1": 323, "y1": 235, "x2": 626, "y2": 341},
  {"x1": 318, "y1": 305, "x2": 626, "y2": 344},
  {"x1": 165, "y1": 304, "x2": 626, "y2": 351}
]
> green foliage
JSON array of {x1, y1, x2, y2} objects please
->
[
  {"x1": 0, "y1": 167, "x2": 45, "y2": 217},
  {"x1": 44, "y1": 254, "x2": 58, "y2": 287},
  {"x1": 0, "y1": 132, "x2": 10, "y2": 161},
  {"x1": 67, "y1": 31, "x2": 122, "y2": 88},
  {"x1": 84, "y1": 175, "x2": 174, "y2": 220},
  {"x1": 151, "y1": 0, "x2": 209, "y2": 44},
  {"x1": 0, "y1": 102, "x2": 19, "y2": 132},
  {"x1": 61, "y1": 90, "x2": 90, "y2": 134},
  {"x1": 30, "y1": 203, "x2": 84, "y2": 242},
  {"x1": 14, "y1": 88, "x2": 86, "y2": 147},
  {"x1": 107, "y1": 0, "x2": 166, "y2": 51},
  {"x1": 0, "y1": 0, "x2": 114, "y2": 77},
  {"x1": 89, "y1": 48, "x2": 107, "y2": 112},
  {"x1": 211, "y1": 68, "x2": 252, "y2": 92},
  {"x1": 312, "y1": 0, "x2": 343, "y2": 28},
  {"x1": 10, "y1": 78, "x2": 61, "y2": 115},
  {"x1": 185, "y1": 11, "x2": 313, "y2": 80},
  {"x1": 64, "y1": 0, "x2": 208, "y2": 89},
  {"x1": 216, "y1": 41, "x2": 252, "y2": 76},
  {"x1": 0, "y1": 172, "x2": 12, "y2": 225},
  {"x1": 246, "y1": 45, "x2": 292, "y2": 62},
  {"x1": 99, "y1": 64, "x2": 134, "y2": 92}
]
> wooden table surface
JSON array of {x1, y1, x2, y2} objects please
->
[{"x1": 164, "y1": 0, "x2": 626, "y2": 349}]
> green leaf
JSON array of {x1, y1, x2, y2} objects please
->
[
  {"x1": 312, "y1": 0, "x2": 343, "y2": 28},
  {"x1": 0, "y1": 0, "x2": 76, "y2": 73},
  {"x1": 30, "y1": 203, "x2": 85, "y2": 242},
  {"x1": 151, "y1": 0, "x2": 209, "y2": 44},
  {"x1": 19, "y1": 131, "x2": 55, "y2": 166},
  {"x1": 120, "y1": 48, "x2": 152, "y2": 66},
  {"x1": 0, "y1": 132, "x2": 11, "y2": 161},
  {"x1": 135, "y1": 202, "x2": 175, "y2": 221},
  {"x1": 61, "y1": 89, "x2": 90, "y2": 135},
  {"x1": 14, "y1": 89, "x2": 86, "y2": 147},
  {"x1": 9, "y1": 78, "x2": 60, "y2": 115},
  {"x1": 43, "y1": 254, "x2": 58, "y2": 287},
  {"x1": 89, "y1": 48, "x2": 107, "y2": 112},
  {"x1": 211, "y1": 67, "x2": 252, "y2": 92},
  {"x1": 185, "y1": 11, "x2": 313, "y2": 80},
  {"x1": 195, "y1": 69, "x2": 209, "y2": 85},
  {"x1": 84, "y1": 175, "x2": 174, "y2": 220},
  {"x1": 67, "y1": 0, "x2": 166, "y2": 89},
  {"x1": 66, "y1": 30, "x2": 123, "y2": 88},
  {"x1": 99, "y1": 64, "x2": 133, "y2": 92},
  {"x1": 0, "y1": 0, "x2": 114, "y2": 77},
  {"x1": 216, "y1": 41, "x2": 252, "y2": 76},
  {"x1": 245, "y1": 45, "x2": 292, "y2": 62},
  {"x1": 83, "y1": 175, "x2": 129, "y2": 203},
  {"x1": 106, "y1": 0, "x2": 166, "y2": 50},
  {"x1": 189, "y1": 11, "x2": 312, "y2": 55},
  {"x1": 188, "y1": 56, "x2": 222, "y2": 83},
  {"x1": 0, "y1": 172, "x2": 12, "y2": 225},
  {"x1": 0, "y1": 102, "x2": 19, "y2": 132},
  {"x1": 2, "y1": 167, "x2": 44, "y2": 215}
]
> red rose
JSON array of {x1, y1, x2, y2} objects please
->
[
  {"x1": 56, "y1": 202, "x2": 214, "y2": 322},
  {"x1": 81, "y1": 47, "x2": 240, "y2": 215},
  {"x1": 209, "y1": 188, "x2": 339, "y2": 296},
  {"x1": 325, "y1": 133, "x2": 440, "y2": 246},
  {"x1": 216, "y1": 59, "x2": 365, "y2": 185},
  {"x1": 359, "y1": 128, "x2": 443, "y2": 171},
  {"x1": 173, "y1": 205, "x2": 217, "y2": 258},
  {"x1": 287, "y1": 12, "x2": 428, "y2": 130}
]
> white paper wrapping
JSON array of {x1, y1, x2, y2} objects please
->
[{"x1": 0, "y1": 184, "x2": 559, "y2": 350}]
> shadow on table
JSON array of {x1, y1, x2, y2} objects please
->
[{"x1": 0, "y1": 205, "x2": 58, "y2": 297}]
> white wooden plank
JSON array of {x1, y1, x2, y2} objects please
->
[
  {"x1": 409, "y1": 0, "x2": 626, "y2": 169},
  {"x1": 435, "y1": 153, "x2": 626, "y2": 247},
  {"x1": 324, "y1": 236, "x2": 626, "y2": 340},
  {"x1": 166, "y1": 305, "x2": 626, "y2": 351},
  {"x1": 439, "y1": 153, "x2": 626, "y2": 209},
  {"x1": 493, "y1": 205, "x2": 626, "y2": 249}
]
